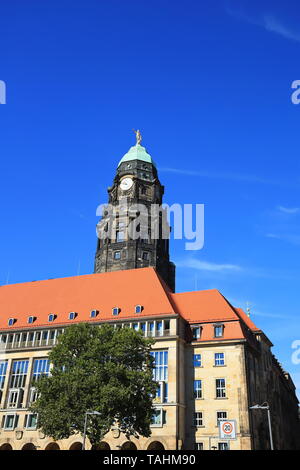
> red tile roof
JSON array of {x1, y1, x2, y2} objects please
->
[
  {"x1": 0, "y1": 268, "x2": 176, "y2": 330},
  {"x1": 0, "y1": 267, "x2": 261, "y2": 343}
]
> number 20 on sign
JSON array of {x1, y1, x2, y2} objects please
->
[{"x1": 219, "y1": 420, "x2": 237, "y2": 439}]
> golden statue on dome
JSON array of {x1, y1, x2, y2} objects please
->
[{"x1": 133, "y1": 129, "x2": 142, "y2": 145}]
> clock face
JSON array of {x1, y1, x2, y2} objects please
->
[{"x1": 120, "y1": 177, "x2": 133, "y2": 191}]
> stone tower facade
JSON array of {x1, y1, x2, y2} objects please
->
[{"x1": 94, "y1": 137, "x2": 176, "y2": 291}]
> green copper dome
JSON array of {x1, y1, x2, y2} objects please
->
[{"x1": 118, "y1": 144, "x2": 156, "y2": 168}]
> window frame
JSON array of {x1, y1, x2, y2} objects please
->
[
  {"x1": 193, "y1": 411, "x2": 204, "y2": 427},
  {"x1": 150, "y1": 408, "x2": 166, "y2": 428},
  {"x1": 194, "y1": 379, "x2": 203, "y2": 399},
  {"x1": 90, "y1": 310, "x2": 98, "y2": 318},
  {"x1": 113, "y1": 250, "x2": 121, "y2": 260},
  {"x1": 7, "y1": 388, "x2": 22, "y2": 409},
  {"x1": 216, "y1": 411, "x2": 228, "y2": 426},
  {"x1": 218, "y1": 442, "x2": 230, "y2": 450},
  {"x1": 3, "y1": 413, "x2": 18, "y2": 431},
  {"x1": 194, "y1": 442, "x2": 204, "y2": 451},
  {"x1": 214, "y1": 352, "x2": 225, "y2": 367},
  {"x1": 214, "y1": 324, "x2": 224, "y2": 338},
  {"x1": 24, "y1": 413, "x2": 38, "y2": 430},
  {"x1": 216, "y1": 378, "x2": 226, "y2": 399},
  {"x1": 192, "y1": 326, "x2": 202, "y2": 340},
  {"x1": 193, "y1": 354, "x2": 202, "y2": 367}
]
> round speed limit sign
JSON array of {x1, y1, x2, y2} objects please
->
[{"x1": 219, "y1": 420, "x2": 236, "y2": 439}]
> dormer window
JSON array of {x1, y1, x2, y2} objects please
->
[
  {"x1": 28, "y1": 316, "x2": 35, "y2": 324},
  {"x1": 135, "y1": 305, "x2": 143, "y2": 314},
  {"x1": 214, "y1": 324, "x2": 224, "y2": 338},
  {"x1": 8, "y1": 318, "x2": 15, "y2": 327},
  {"x1": 112, "y1": 307, "x2": 119, "y2": 316},
  {"x1": 192, "y1": 326, "x2": 202, "y2": 340},
  {"x1": 48, "y1": 314, "x2": 55, "y2": 322},
  {"x1": 90, "y1": 310, "x2": 99, "y2": 318},
  {"x1": 69, "y1": 312, "x2": 76, "y2": 320}
]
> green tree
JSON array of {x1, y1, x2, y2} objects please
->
[{"x1": 31, "y1": 323, "x2": 157, "y2": 447}]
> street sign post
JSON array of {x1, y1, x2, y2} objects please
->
[{"x1": 219, "y1": 420, "x2": 237, "y2": 440}]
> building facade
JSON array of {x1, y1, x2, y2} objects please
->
[{"x1": 0, "y1": 136, "x2": 299, "y2": 450}]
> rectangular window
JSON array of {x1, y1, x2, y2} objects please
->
[
  {"x1": 150, "y1": 350, "x2": 168, "y2": 381},
  {"x1": 216, "y1": 379, "x2": 226, "y2": 398},
  {"x1": 215, "y1": 353, "x2": 225, "y2": 366},
  {"x1": 214, "y1": 325, "x2": 224, "y2": 337},
  {"x1": 194, "y1": 380, "x2": 202, "y2": 399},
  {"x1": 29, "y1": 387, "x2": 39, "y2": 404},
  {"x1": 193, "y1": 412, "x2": 203, "y2": 427},
  {"x1": 114, "y1": 251, "x2": 121, "y2": 260},
  {"x1": 148, "y1": 322, "x2": 154, "y2": 337},
  {"x1": 151, "y1": 409, "x2": 166, "y2": 427},
  {"x1": 217, "y1": 411, "x2": 227, "y2": 425},
  {"x1": 156, "y1": 321, "x2": 163, "y2": 336},
  {"x1": 0, "y1": 361, "x2": 8, "y2": 390},
  {"x1": 42, "y1": 331, "x2": 49, "y2": 341},
  {"x1": 10, "y1": 360, "x2": 29, "y2": 388},
  {"x1": 116, "y1": 231, "x2": 125, "y2": 242},
  {"x1": 155, "y1": 381, "x2": 168, "y2": 402},
  {"x1": 194, "y1": 442, "x2": 204, "y2": 451},
  {"x1": 24, "y1": 414, "x2": 38, "y2": 430},
  {"x1": 32, "y1": 359, "x2": 50, "y2": 383},
  {"x1": 7, "y1": 389, "x2": 23, "y2": 408},
  {"x1": 0, "y1": 335, "x2": 7, "y2": 348},
  {"x1": 3, "y1": 414, "x2": 19, "y2": 430},
  {"x1": 218, "y1": 442, "x2": 229, "y2": 450},
  {"x1": 142, "y1": 251, "x2": 149, "y2": 260},
  {"x1": 164, "y1": 320, "x2": 170, "y2": 335},
  {"x1": 193, "y1": 354, "x2": 202, "y2": 367},
  {"x1": 192, "y1": 327, "x2": 201, "y2": 339}
]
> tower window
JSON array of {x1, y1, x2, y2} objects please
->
[
  {"x1": 142, "y1": 251, "x2": 149, "y2": 261},
  {"x1": 116, "y1": 231, "x2": 125, "y2": 242},
  {"x1": 114, "y1": 251, "x2": 121, "y2": 260},
  {"x1": 69, "y1": 312, "x2": 76, "y2": 320},
  {"x1": 135, "y1": 305, "x2": 143, "y2": 314},
  {"x1": 48, "y1": 314, "x2": 55, "y2": 322},
  {"x1": 112, "y1": 307, "x2": 119, "y2": 316},
  {"x1": 90, "y1": 310, "x2": 99, "y2": 318},
  {"x1": 8, "y1": 318, "x2": 15, "y2": 327}
]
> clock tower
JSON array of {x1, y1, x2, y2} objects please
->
[{"x1": 94, "y1": 132, "x2": 176, "y2": 292}]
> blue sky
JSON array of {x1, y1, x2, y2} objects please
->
[{"x1": 0, "y1": 0, "x2": 299, "y2": 396}]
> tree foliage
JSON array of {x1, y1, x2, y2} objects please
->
[{"x1": 31, "y1": 323, "x2": 157, "y2": 445}]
